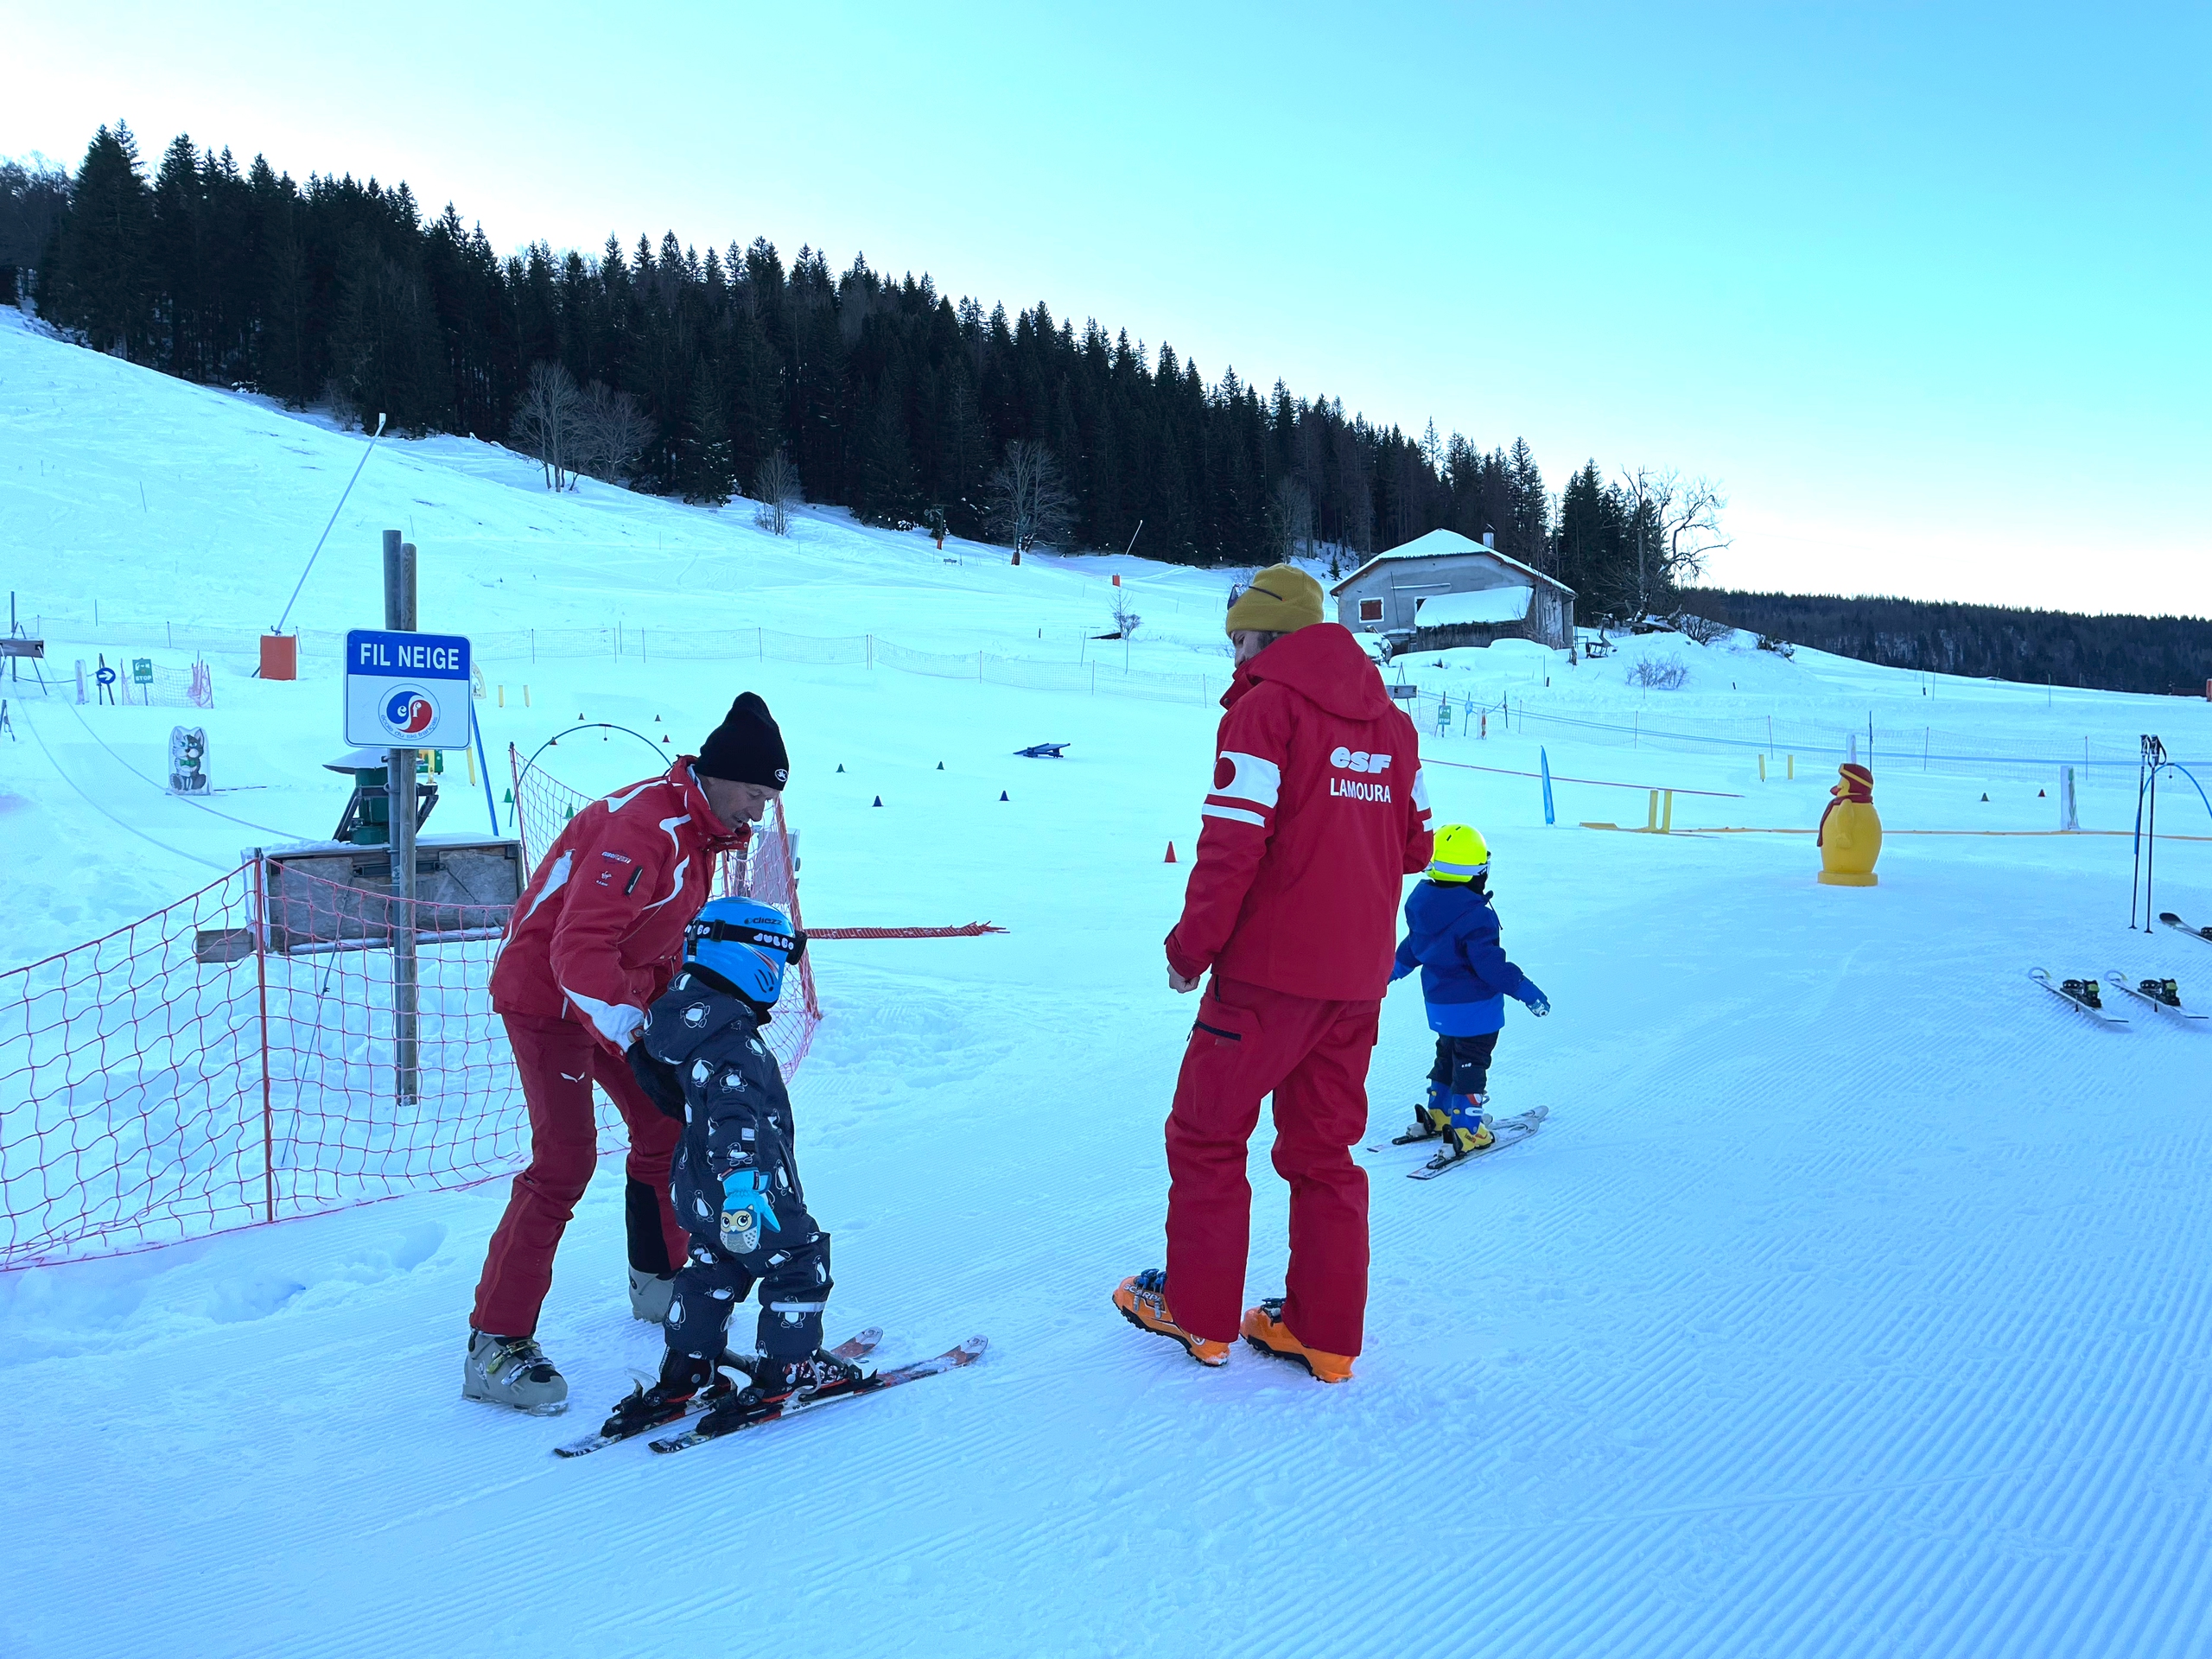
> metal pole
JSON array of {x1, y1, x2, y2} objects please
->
[
  {"x1": 252, "y1": 849, "x2": 276, "y2": 1223},
  {"x1": 386, "y1": 535, "x2": 421, "y2": 1105},
  {"x1": 2144, "y1": 738, "x2": 2162, "y2": 934}
]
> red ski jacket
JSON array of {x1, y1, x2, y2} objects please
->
[
  {"x1": 490, "y1": 757, "x2": 748, "y2": 1051},
  {"x1": 1166, "y1": 624, "x2": 1433, "y2": 1001}
]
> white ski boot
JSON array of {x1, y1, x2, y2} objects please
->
[
  {"x1": 628, "y1": 1268, "x2": 677, "y2": 1324},
  {"x1": 462, "y1": 1329, "x2": 569, "y2": 1415}
]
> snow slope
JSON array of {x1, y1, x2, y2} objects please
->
[{"x1": 5, "y1": 314, "x2": 2212, "y2": 1658}]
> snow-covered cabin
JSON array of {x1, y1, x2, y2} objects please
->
[{"x1": 1329, "y1": 529, "x2": 1576, "y2": 649}]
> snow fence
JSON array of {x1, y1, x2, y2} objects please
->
[{"x1": 0, "y1": 783, "x2": 816, "y2": 1271}]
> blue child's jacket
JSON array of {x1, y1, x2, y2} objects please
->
[{"x1": 1390, "y1": 879, "x2": 1530, "y2": 1036}]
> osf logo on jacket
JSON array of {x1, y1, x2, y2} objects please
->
[{"x1": 1166, "y1": 625, "x2": 1433, "y2": 1001}]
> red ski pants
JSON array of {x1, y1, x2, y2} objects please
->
[
  {"x1": 1163, "y1": 976, "x2": 1379, "y2": 1356},
  {"x1": 470, "y1": 1012, "x2": 690, "y2": 1338}
]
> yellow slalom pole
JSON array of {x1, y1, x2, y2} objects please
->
[{"x1": 1758, "y1": 753, "x2": 1767, "y2": 782}]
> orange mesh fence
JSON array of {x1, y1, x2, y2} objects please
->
[{"x1": 2, "y1": 759, "x2": 821, "y2": 1271}]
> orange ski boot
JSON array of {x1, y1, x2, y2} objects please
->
[
  {"x1": 1239, "y1": 1299, "x2": 1354, "y2": 1384},
  {"x1": 1114, "y1": 1269, "x2": 1231, "y2": 1367}
]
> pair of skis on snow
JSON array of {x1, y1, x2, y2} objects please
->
[
  {"x1": 2031, "y1": 969, "x2": 2207, "y2": 1028},
  {"x1": 1368, "y1": 1105, "x2": 1550, "y2": 1179},
  {"x1": 553, "y1": 1330, "x2": 988, "y2": 1459}
]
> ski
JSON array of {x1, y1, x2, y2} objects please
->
[
  {"x1": 649, "y1": 1335, "x2": 988, "y2": 1456},
  {"x1": 554, "y1": 1327, "x2": 882, "y2": 1459},
  {"x1": 1408, "y1": 1107, "x2": 1548, "y2": 1180},
  {"x1": 2159, "y1": 912, "x2": 2212, "y2": 947},
  {"x1": 2107, "y1": 970, "x2": 2209, "y2": 1024},
  {"x1": 2029, "y1": 969, "x2": 2128, "y2": 1027}
]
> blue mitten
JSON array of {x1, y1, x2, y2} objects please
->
[
  {"x1": 1519, "y1": 978, "x2": 1552, "y2": 1017},
  {"x1": 719, "y1": 1169, "x2": 781, "y2": 1254}
]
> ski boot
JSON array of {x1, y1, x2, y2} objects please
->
[
  {"x1": 627, "y1": 1267, "x2": 677, "y2": 1324},
  {"x1": 2141, "y1": 978, "x2": 2182, "y2": 1008},
  {"x1": 1113, "y1": 1268, "x2": 1232, "y2": 1366},
  {"x1": 2062, "y1": 978, "x2": 2103, "y2": 1008},
  {"x1": 595, "y1": 1353, "x2": 724, "y2": 1440},
  {"x1": 1239, "y1": 1300, "x2": 1353, "y2": 1384},
  {"x1": 698, "y1": 1349, "x2": 871, "y2": 1434},
  {"x1": 1395, "y1": 1083, "x2": 1452, "y2": 1143},
  {"x1": 1442, "y1": 1092, "x2": 1494, "y2": 1158},
  {"x1": 462, "y1": 1329, "x2": 569, "y2": 1415}
]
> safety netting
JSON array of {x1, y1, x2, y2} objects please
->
[{"x1": 1, "y1": 763, "x2": 819, "y2": 1271}]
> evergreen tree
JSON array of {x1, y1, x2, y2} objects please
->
[{"x1": 41, "y1": 124, "x2": 155, "y2": 359}]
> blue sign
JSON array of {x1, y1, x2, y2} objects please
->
[{"x1": 344, "y1": 629, "x2": 473, "y2": 750}]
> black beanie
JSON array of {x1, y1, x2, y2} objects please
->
[{"x1": 696, "y1": 692, "x2": 789, "y2": 788}]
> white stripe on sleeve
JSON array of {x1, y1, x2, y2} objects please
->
[
  {"x1": 1214, "y1": 750, "x2": 1281, "y2": 809},
  {"x1": 1201, "y1": 804, "x2": 1268, "y2": 828}
]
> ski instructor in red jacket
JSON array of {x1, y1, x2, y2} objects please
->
[
  {"x1": 1116, "y1": 565, "x2": 1431, "y2": 1383},
  {"x1": 462, "y1": 693, "x2": 790, "y2": 1414}
]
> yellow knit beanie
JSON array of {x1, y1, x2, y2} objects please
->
[{"x1": 1224, "y1": 563, "x2": 1325, "y2": 636}]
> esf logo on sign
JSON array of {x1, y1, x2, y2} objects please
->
[
  {"x1": 343, "y1": 628, "x2": 472, "y2": 750},
  {"x1": 381, "y1": 687, "x2": 439, "y2": 738}
]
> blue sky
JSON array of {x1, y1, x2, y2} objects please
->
[{"x1": 9, "y1": 1, "x2": 2207, "y2": 612}]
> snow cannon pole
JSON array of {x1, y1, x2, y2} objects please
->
[
  {"x1": 273, "y1": 412, "x2": 385, "y2": 636},
  {"x1": 1540, "y1": 747, "x2": 1554, "y2": 825}
]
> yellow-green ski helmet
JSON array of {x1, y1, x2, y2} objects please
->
[{"x1": 1427, "y1": 823, "x2": 1491, "y2": 883}]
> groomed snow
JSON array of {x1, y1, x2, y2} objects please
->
[{"x1": 4, "y1": 312, "x2": 2212, "y2": 1658}]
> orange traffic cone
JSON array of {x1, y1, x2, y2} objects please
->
[{"x1": 1164, "y1": 842, "x2": 1178, "y2": 863}]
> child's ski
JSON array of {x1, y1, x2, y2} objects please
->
[
  {"x1": 2029, "y1": 969, "x2": 2129, "y2": 1027},
  {"x1": 553, "y1": 1327, "x2": 882, "y2": 1459},
  {"x1": 2159, "y1": 912, "x2": 2212, "y2": 947},
  {"x1": 649, "y1": 1335, "x2": 988, "y2": 1455},
  {"x1": 2106, "y1": 971, "x2": 2209, "y2": 1024},
  {"x1": 1408, "y1": 1107, "x2": 1548, "y2": 1180}
]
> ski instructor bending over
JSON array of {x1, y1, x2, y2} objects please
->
[
  {"x1": 1116, "y1": 565, "x2": 1431, "y2": 1383},
  {"x1": 463, "y1": 693, "x2": 791, "y2": 1414}
]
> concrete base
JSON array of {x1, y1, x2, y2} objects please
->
[{"x1": 1817, "y1": 871, "x2": 1879, "y2": 887}]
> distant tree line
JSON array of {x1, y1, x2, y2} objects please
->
[
  {"x1": 1684, "y1": 591, "x2": 2212, "y2": 698},
  {"x1": 10, "y1": 121, "x2": 1730, "y2": 589}
]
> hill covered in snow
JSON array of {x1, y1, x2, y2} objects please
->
[{"x1": 5, "y1": 316, "x2": 2212, "y2": 1658}]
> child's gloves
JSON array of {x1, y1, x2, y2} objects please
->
[
  {"x1": 719, "y1": 1169, "x2": 781, "y2": 1254},
  {"x1": 626, "y1": 1045, "x2": 687, "y2": 1121},
  {"x1": 1518, "y1": 979, "x2": 1552, "y2": 1017}
]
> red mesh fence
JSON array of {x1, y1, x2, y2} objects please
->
[
  {"x1": 1, "y1": 759, "x2": 822, "y2": 1272},
  {"x1": 0, "y1": 861, "x2": 524, "y2": 1269}
]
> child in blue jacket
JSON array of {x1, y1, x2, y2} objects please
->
[{"x1": 1389, "y1": 823, "x2": 1549, "y2": 1155}]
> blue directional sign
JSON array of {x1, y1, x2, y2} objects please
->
[{"x1": 344, "y1": 629, "x2": 473, "y2": 750}]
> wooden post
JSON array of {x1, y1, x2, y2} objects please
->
[{"x1": 385, "y1": 532, "x2": 422, "y2": 1107}]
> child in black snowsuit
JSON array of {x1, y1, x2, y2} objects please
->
[{"x1": 597, "y1": 898, "x2": 864, "y2": 1440}]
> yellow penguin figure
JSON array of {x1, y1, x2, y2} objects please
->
[{"x1": 1817, "y1": 762, "x2": 1881, "y2": 886}]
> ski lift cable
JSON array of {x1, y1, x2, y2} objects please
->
[{"x1": 17, "y1": 707, "x2": 227, "y2": 872}]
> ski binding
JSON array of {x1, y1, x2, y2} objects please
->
[
  {"x1": 1408, "y1": 1106, "x2": 1548, "y2": 1179},
  {"x1": 2107, "y1": 970, "x2": 2208, "y2": 1024},
  {"x1": 554, "y1": 1327, "x2": 882, "y2": 1458},
  {"x1": 2030, "y1": 969, "x2": 2128, "y2": 1026}
]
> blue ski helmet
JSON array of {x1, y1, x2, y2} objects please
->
[{"x1": 684, "y1": 898, "x2": 805, "y2": 1007}]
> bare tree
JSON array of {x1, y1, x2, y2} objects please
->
[
  {"x1": 753, "y1": 446, "x2": 801, "y2": 535},
  {"x1": 1110, "y1": 590, "x2": 1142, "y2": 641},
  {"x1": 985, "y1": 440, "x2": 1074, "y2": 556},
  {"x1": 1617, "y1": 467, "x2": 1731, "y2": 618},
  {"x1": 573, "y1": 381, "x2": 650, "y2": 485},
  {"x1": 1265, "y1": 474, "x2": 1314, "y2": 565},
  {"x1": 512, "y1": 360, "x2": 583, "y2": 490}
]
